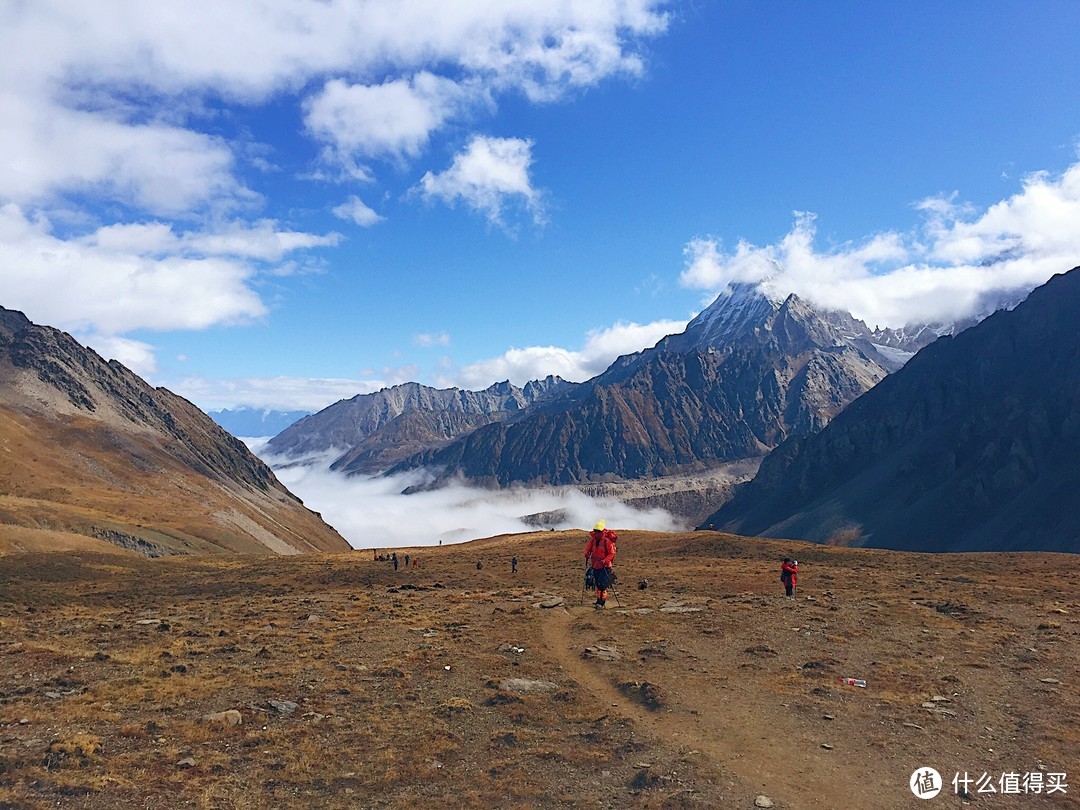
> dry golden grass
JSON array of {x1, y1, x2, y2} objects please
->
[{"x1": 0, "y1": 531, "x2": 1077, "y2": 809}]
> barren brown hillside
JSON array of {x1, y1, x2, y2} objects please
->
[
  {"x1": 0, "y1": 305, "x2": 348, "y2": 556},
  {"x1": 0, "y1": 530, "x2": 1076, "y2": 809}
]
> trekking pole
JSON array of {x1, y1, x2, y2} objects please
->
[{"x1": 609, "y1": 582, "x2": 622, "y2": 608}]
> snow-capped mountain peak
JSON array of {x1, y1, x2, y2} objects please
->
[{"x1": 680, "y1": 282, "x2": 789, "y2": 347}]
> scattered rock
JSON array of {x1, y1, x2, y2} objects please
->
[
  {"x1": 582, "y1": 645, "x2": 620, "y2": 662},
  {"x1": 176, "y1": 756, "x2": 196, "y2": 769},
  {"x1": 903, "y1": 723, "x2": 925, "y2": 730},
  {"x1": 254, "y1": 647, "x2": 271, "y2": 659},
  {"x1": 630, "y1": 768, "x2": 664, "y2": 789},
  {"x1": 202, "y1": 710, "x2": 243, "y2": 727},
  {"x1": 1039, "y1": 678, "x2": 1061, "y2": 684},
  {"x1": 821, "y1": 743, "x2": 834, "y2": 750},
  {"x1": 499, "y1": 678, "x2": 558, "y2": 694},
  {"x1": 266, "y1": 699, "x2": 298, "y2": 715},
  {"x1": 619, "y1": 681, "x2": 665, "y2": 710},
  {"x1": 535, "y1": 597, "x2": 565, "y2": 609},
  {"x1": 754, "y1": 796, "x2": 775, "y2": 808}
]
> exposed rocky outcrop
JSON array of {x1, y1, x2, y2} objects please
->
[{"x1": 702, "y1": 267, "x2": 1080, "y2": 553}]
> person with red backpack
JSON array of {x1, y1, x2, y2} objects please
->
[
  {"x1": 585, "y1": 520, "x2": 617, "y2": 609},
  {"x1": 780, "y1": 558, "x2": 798, "y2": 597}
]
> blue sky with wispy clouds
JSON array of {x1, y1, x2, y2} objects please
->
[{"x1": 3, "y1": 0, "x2": 1079, "y2": 412}]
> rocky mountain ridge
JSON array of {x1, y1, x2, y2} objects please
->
[
  {"x1": 265, "y1": 376, "x2": 577, "y2": 474},
  {"x1": 703, "y1": 267, "x2": 1080, "y2": 553},
  {"x1": 388, "y1": 285, "x2": 891, "y2": 487}
]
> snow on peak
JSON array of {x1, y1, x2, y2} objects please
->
[{"x1": 685, "y1": 282, "x2": 789, "y2": 346}]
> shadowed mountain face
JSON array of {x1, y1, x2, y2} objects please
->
[
  {"x1": 703, "y1": 267, "x2": 1080, "y2": 553},
  {"x1": 389, "y1": 286, "x2": 891, "y2": 486},
  {"x1": 0, "y1": 306, "x2": 349, "y2": 555}
]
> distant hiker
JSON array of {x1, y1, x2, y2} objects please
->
[
  {"x1": 585, "y1": 520, "x2": 617, "y2": 609},
  {"x1": 412, "y1": 557, "x2": 418, "y2": 568},
  {"x1": 477, "y1": 559, "x2": 483, "y2": 570},
  {"x1": 404, "y1": 553, "x2": 410, "y2": 568},
  {"x1": 781, "y1": 558, "x2": 798, "y2": 597},
  {"x1": 392, "y1": 552, "x2": 399, "y2": 571},
  {"x1": 511, "y1": 556, "x2": 518, "y2": 573}
]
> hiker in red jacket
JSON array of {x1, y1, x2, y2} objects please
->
[
  {"x1": 781, "y1": 558, "x2": 798, "y2": 597},
  {"x1": 585, "y1": 520, "x2": 617, "y2": 609}
]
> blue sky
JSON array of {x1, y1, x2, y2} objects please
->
[{"x1": 3, "y1": 0, "x2": 1079, "y2": 413}]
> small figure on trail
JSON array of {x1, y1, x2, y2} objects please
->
[
  {"x1": 477, "y1": 559, "x2": 483, "y2": 570},
  {"x1": 412, "y1": 557, "x2": 418, "y2": 568},
  {"x1": 392, "y1": 552, "x2": 398, "y2": 571},
  {"x1": 404, "y1": 553, "x2": 410, "y2": 568},
  {"x1": 511, "y1": 556, "x2": 518, "y2": 574},
  {"x1": 585, "y1": 520, "x2": 617, "y2": 609},
  {"x1": 780, "y1": 558, "x2": 798, "y2": 597}
]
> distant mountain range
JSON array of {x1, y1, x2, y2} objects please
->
[
  {"x1": 703, "y1": 267, "x2": 1079, "y2": 553},
  {"x1": 386, "y1": 285, "x2": 896, "y2": 487},
  {"x1": 268, "y1": 284, "x2": 1029, "y2": 513},
  {"x1": 0, "y1": 306, "x2": 349, "y2": 555},
  {"x1": 265, "y1": 376, "x2": 577, "y2": 473},
  {"x1": 208, "y1": 407, "x2": 311, "y2": 439}
]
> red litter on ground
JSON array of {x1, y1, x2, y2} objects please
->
[{"x1": 842, "y1": 677, "x2": 867, "y2": 688}]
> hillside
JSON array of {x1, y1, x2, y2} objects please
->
[
  {"x1": 0, "y1": 306, "x2": 349, "y2": 556},
  {"x1": 703, "y1": 267, "x2": 1080, "y2": 553},
  {"x1": 0, "y1": 531, "x2": 1075, "y2": 808}
]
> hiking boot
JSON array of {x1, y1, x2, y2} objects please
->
[
  {"x1": 599, "y1": 598, "x2": 606, "y2": 607},
  {"x1": 594, "y1": 601, "x2": 604, "y2": 609}
]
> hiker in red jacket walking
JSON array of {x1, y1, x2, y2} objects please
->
[
  {"x1": 585, "y1": 520, "x2": 617, "y2": 609},
  {"x1": 781, "y1": 558, "x2": 798, "y2": 597}
]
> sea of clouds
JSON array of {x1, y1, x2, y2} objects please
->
[{"x1": 249, "y1": 441, "x2": 683, "y2": 549}]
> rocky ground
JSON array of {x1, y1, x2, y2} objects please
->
[{"x1": 0, "y1": 530, "x2": 1076, "y2": 809}]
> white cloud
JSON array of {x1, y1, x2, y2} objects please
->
[
  {"x1": 332, "y1": 195, "x2": 384, "y2": 227},
  {"x1": 265, "y1": 464, "x2": 683, "y2": 549},
  {"x1": 0, "y1": 204, "x2": 339, "y2": 338},
  {"x1": 79, "y1": 334, "x2": 160, "y2": 378},
  {"x1": 172, "y1": 374, "x2": 385, "y2": 412},
  {"x1": 413, "y1": 332, "x2": 451, "y2": 348},
  {"x1": 306, "y1": 73, "x2": 480, "y2": 166},
  {"x1": 0, "y1": 91, "x2": 242, "y2": 214},
  {"x1": 418, "y1": 135, "x2": 544, "y2": 226},
  {"x1": 679, "y1": 160, "x2": 1080, "y2": 327},
  {"x1": 452, "y1": 317, "x2": 688, "y2": 389},
  {"x1": 1, "y1": 1, "x2": 668, "y2": 210}
]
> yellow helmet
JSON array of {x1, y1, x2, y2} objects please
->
[{"x1": 593, "y1": 520, "x2": 605, "y2": 531}]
